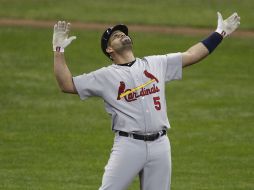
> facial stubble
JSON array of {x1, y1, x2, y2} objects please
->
[{"x1": 115, "y1": 37, "x2": 133, "y2": 54}]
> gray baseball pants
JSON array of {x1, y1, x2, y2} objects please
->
[{"x1": 99, "y1": 133, "x2": 171, "y2": 190}]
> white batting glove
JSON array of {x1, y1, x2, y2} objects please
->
[
  {"x1": 215, "y1": 12, "x2": 240, "y2": 38},
  {"x1": 52, "y1": 21, "x2": 76, "y2": 52}
]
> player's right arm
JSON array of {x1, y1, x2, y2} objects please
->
[
  {"x1": 53, "y1": 21, "x2": 77, "y2": 94},
  {"x1": 54, "y1": 52, "x2": 77, "y2": 93}
]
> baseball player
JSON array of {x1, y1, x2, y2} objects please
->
[{"x1": 53, "y1": 12, "x2": 240, "y2": 190}]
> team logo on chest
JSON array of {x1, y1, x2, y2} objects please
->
[{"x1": 117, "y1": 70, "x2": 160, "y2": 102}]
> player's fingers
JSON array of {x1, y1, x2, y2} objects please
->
[
  {"x1": 59, "y1": 21, "x2": 65, "y2": 31},
  {"x1": 66, "y1": 22, "x2": 71, "y2": 33},
  {"x1": 60, "y1": 21, "x2": 65, "y2": 31},
  {"x1": 57, "y1": 21, "x2": 61, "y2": 30},
  {"x1": 236, "y1": 16, "x2": 240, "y2": 24},
  {"x1": 236, "y1": 21, "x2": 240, "y2": 28},
  {"x1": 217, "y1": 12, "x2": 223, "y2": 22},
  {"x1": 62, "y1": 21, "x2": 66, "y2": 30},
  {"x1": 234, "y1": 18, "x2": 240, "y2": 27},
  {"x1": 227, "y1": 12, "x2": 238, "y2": 22},
  {"x1": 68, "y1": 36, "x2": 77, "y2": 42},
  {"x1": 54, "y1": 23, "x2": 57, "y2": 32},
  {"x1": 230, "y1": 15, "x2": 240, "y2": 26}
]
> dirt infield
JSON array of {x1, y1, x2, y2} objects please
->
[{"x1": 0, "y1": 18, "x2": 254, "y2": 38}]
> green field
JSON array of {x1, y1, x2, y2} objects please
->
[
  {"x1": 0, "y1": 0, "x2": 254, "y2": 29},
  {"x1": 0, "y1": 0, "x2": 254, "y2": 190}
]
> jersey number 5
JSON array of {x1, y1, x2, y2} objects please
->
[{"x1": 153, "y1": 96, "x2": 161, "y2": 111}]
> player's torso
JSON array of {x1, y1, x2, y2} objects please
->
[{"x1": 99, "y1": 58, "x2": 170, "y2": 133}]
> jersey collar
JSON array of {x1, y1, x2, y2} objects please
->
[{"x1": 114, "y1": 59, "x2": 136, "y2": 67}]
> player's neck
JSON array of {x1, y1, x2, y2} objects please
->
[{"x1": 113, "y1": 51, "x2": 135, "y2": 65}]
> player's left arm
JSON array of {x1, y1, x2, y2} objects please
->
[{"x1": 182, "y1": 12, "x2": 240, "y2": 68}]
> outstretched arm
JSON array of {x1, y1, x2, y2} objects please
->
[
  {"x1": 182, "y1": 42, "x2": 209, "y2": 68},
  {"x1": 54, "y1": 52, "x2": 77, "y2": 93},
  {"x1": 182, "y1": 12, "x2": 240, "y2": 68},
  {"x1": 53, "y1": 21, "x2": 77, "y2": 93}
]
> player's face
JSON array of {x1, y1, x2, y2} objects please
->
[{"x1": 108, "y1": 31, "x2": 132, "y2": 53}]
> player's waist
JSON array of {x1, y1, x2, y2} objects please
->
[{"x1": 116, "y1": 130, "x2": 167, "y2": 141}]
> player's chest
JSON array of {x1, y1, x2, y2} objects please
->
[{"x1": 109, "y1": 67, "x2": 162, "y2": 102}]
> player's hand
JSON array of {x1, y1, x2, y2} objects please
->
[
  {"x1": 215, "y1": 12, "x2": 240, "y2": 38},
  {"x1": 52, "y1": 21, "x2": 77, "y2": 52}
]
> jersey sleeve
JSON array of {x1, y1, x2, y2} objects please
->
[
  {"x1": 145, "y1": 53, "x2": 182, "y2": 83},
  {"x1": 163, "y1": 53, "x2": 183, "y2": 82},
  {"x1": 73, "y1": 70, "x2": 104, "y2": 100}
]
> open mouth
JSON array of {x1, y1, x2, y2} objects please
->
[
  {"x1": 121, "y1": 36, "x2": 129, "y2": 40},
  {"x1": 121, "y1": 36, "x2": 131, "y2": 44}
]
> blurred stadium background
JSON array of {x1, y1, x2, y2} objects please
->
[{"x1": 0, "y1": 0, "x2": 253, "y2": 189}]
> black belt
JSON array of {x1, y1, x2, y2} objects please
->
[{"x1": 118, "y1": 130, "x2": 166, "y2": 141}]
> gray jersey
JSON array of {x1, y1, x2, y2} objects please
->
[{"x1": 73, "y1": 53, "x2": 182, "y2": 133}]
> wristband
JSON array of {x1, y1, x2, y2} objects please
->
[
  {"x1": 53, "y1": 46, "x2": 64, "y2": 53},
  {"x1": 201, "y1": 32, "x2": 223, "y2": 54}
]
